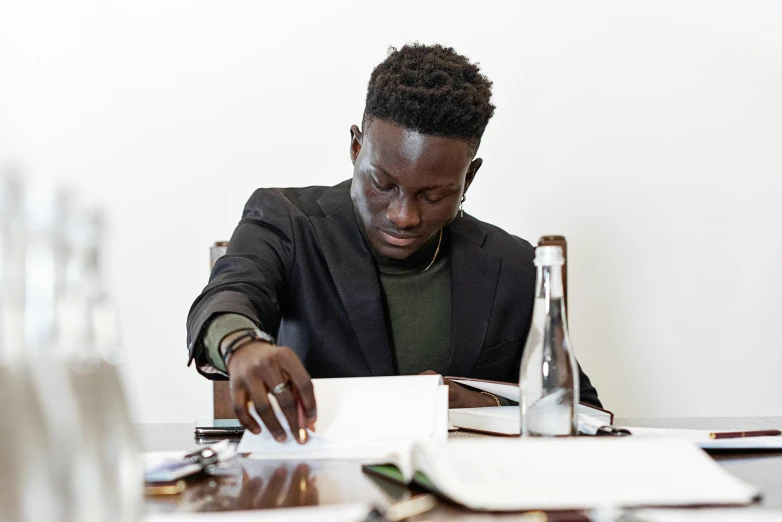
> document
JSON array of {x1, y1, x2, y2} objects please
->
[
  {"x1": 622, "y1": 427, "x2": 782, "y2": 450},
  {"x1": 630, "y1": 508, "x2": 782, "y2": 521},
  {"x1": 407, "y1": 438, "x2": 759, "y2": 511},
  {"x1": 237, "y1": 375, "x2": 448, "y2": 477}
]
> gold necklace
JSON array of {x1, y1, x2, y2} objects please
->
[{"x1": 422, "y1": 229, "x2": 443, "y2": 272}]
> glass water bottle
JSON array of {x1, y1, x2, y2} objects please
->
[{"x1": 519, "y1": 245, "x2": 579, "y2": 437}]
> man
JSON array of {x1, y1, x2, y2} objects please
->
[{"x1": 187, "y1": 44, "x2": 600, "y2": 443}]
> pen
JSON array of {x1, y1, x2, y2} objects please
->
[
  {"x1": 296, "y1": 393, "x2": 309, "y2": 444},
  {"x1": 144, "y1": 480, "x2": 186, "y2": 496},
  {"x1": 709, "y1": 429, "x2": 782, "y2": 439}
]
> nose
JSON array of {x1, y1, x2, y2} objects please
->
[{"x1": 386, "y1": 193, "x2": 421, "y2": 231}]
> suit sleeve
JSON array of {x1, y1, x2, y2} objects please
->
[
  {"x1": 577, "y1": 363, "x2": 602, "y2": 408},
  {"x1": 186, "y1": 189, "x2": 295, "y2": 380}
]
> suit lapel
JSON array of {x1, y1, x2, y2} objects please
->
[
  {"x1": 312, "y1": 182, "x2": 395, "y2": 376},
  {"x1": 446, "y1": 217, "x2": 501, "y2": 377}
]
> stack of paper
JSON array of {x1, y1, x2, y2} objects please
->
[{"x1": 237, "y1": 375, "x2": 448, "y2": 476}]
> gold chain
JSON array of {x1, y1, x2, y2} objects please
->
[{"x1": 422, "y1": 229, "x2": 443, "y2": 272}]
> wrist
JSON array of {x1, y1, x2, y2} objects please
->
[
  {"x1": 220, "y1": 328, "x2": 275, "y2": 372},
  {"x1": 225, "y1": 339, "x2": 273, "y2": 374}
]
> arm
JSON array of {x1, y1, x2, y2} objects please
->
[
  {"x1": 202, "y1": 313, "x2": 259, "y2": 375},
  {"x1": 186, "y1": 188, "x2": 295, "y2": 378},
  {"x1": 185, "y1": 189, "x2": 316, "y2": 443},
  {"x1": 577, "y1": 363, "x2": 602, "y2": 408}
]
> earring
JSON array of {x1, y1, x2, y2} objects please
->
[{"x1": 459, "y1": 194, "x2": 466, "y2": 218}]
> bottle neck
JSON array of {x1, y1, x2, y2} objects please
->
[{"x1": 535, "y1": 264, "x2": 565, "y2": 301}]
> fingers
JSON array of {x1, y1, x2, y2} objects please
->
[
  {"x1": 279, "y1": 351, "x2": 317, "y2": 428},
  {"x1": 248, "y1": 378, "x2": 288, "y2": 442},
  {"x1": 230, "y1": 382, "x2": 261, "y2": 435},
  {"x1": 259, "y1": 365, "x2": 303, "y2": 444},
  {"x1": 228, "y1": 343, "x2": 316, "y2": 442}
]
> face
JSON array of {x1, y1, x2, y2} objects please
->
[{"x1": 350, "y1": 118, "x2": 483, "y2": 259}]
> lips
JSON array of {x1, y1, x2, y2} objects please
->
[{"x1": 378, "y1": 229, "x2": 420, "y2": 247}]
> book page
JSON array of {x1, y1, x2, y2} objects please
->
[
  {"x1": 412, "y1": 438, "x2": 759, "y2": 511},
  {"x1": 237, "y1": 375, "x2": 446, "y2": 478}
]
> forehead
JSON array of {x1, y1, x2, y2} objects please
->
[{"x1": 363, "y1": 119, "x2": 473, "y2": 178}]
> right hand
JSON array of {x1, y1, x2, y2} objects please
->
[{"x1": 224, "y1": 334, "x2": 317, "y2": 443}]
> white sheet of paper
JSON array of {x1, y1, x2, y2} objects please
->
[
  {"x1": 630, "y1": 508, "x2": 782, "y2": 521},
  {"x1": 411, "y1": 438, "x2": 759, "y2": 511},
  {"x1": 144, "y1": 503, "x2": 370, "y2": 522},
  {"x1": 237, "y1": 375, "x2": 447, "y2": 479},
  {"x1": 144, "y1": 451, "x2": 186, "y2": 470},
  {"x1": 623, "y1": 426, "x2": 782, "y2": 450}
]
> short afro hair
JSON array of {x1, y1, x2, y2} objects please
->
[{"x1": 363, "y1": 43, "x2": 495, "y2": 153}]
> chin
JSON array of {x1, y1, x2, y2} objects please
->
[
  {"x1": 375, "y1": 242, "x2": 415, "y2": 260},
  {"x1": 367, "y1": 232, "x2": 417, "y2": 259}
]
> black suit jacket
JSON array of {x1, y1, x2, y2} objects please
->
[{"x1": 186, "y1": 180, "x2": 601, "y2": 406}]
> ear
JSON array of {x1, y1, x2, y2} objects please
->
[
  {"x1": 463, "y1": 157, "x2": 483, "y2": 195},
  {"x1": 350, "y1": 125, "x2": 363, "y2": 165}
]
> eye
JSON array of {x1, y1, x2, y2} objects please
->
[
  {"x1": 421, "y1": 192, "x2": 446, "y2": 204},
  {"x1": 371, "y1": 176, "x2": 392, "y2": 192}
]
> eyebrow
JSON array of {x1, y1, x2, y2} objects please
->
[{"x1": 373, "y1": 164, "x2": 460, "y2": 192}]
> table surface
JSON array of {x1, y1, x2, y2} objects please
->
[{"x1": 141, "y1": 417, "x2": 782, "y2": 520}]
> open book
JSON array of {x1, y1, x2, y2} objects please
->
[
  {"x1": 364, "y1": 438, "x2": 759, "y2": 511},
  {"x1": 446, "y1": 377, "x2": 613, "y2": 435}
]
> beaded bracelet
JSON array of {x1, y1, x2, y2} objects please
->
[{"x1": 221, "y1": 329, "x2": 276, "y2": 369}]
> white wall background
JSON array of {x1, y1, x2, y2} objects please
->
[{"x1": 1, "y1": 1, "x2": 780, "y2": 422}]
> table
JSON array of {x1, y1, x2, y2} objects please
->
[{"x1": 141, "y1": 417, "x2": 782, "y2": 520}]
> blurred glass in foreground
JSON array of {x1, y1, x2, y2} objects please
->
[{"x1": 0, "y1": 166, "x2": 142, "y2": 522}]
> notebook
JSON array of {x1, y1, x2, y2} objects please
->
[
  {"x1": 365, "y1": 438, "x2": 760, "y2": 511},
  {"x1": 447, "y1": 377, "x2": 614, "y2": 420},
  {"x1": 449, "y1": 404, "x2": 611, "y2": 436},
  {"x1": 446, "y1": 376, "x2": 613, "y2": 436}
]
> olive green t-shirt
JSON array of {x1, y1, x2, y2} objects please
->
[{"x1": 367, "y1": 230, "x2": 451, "y2": 375}]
